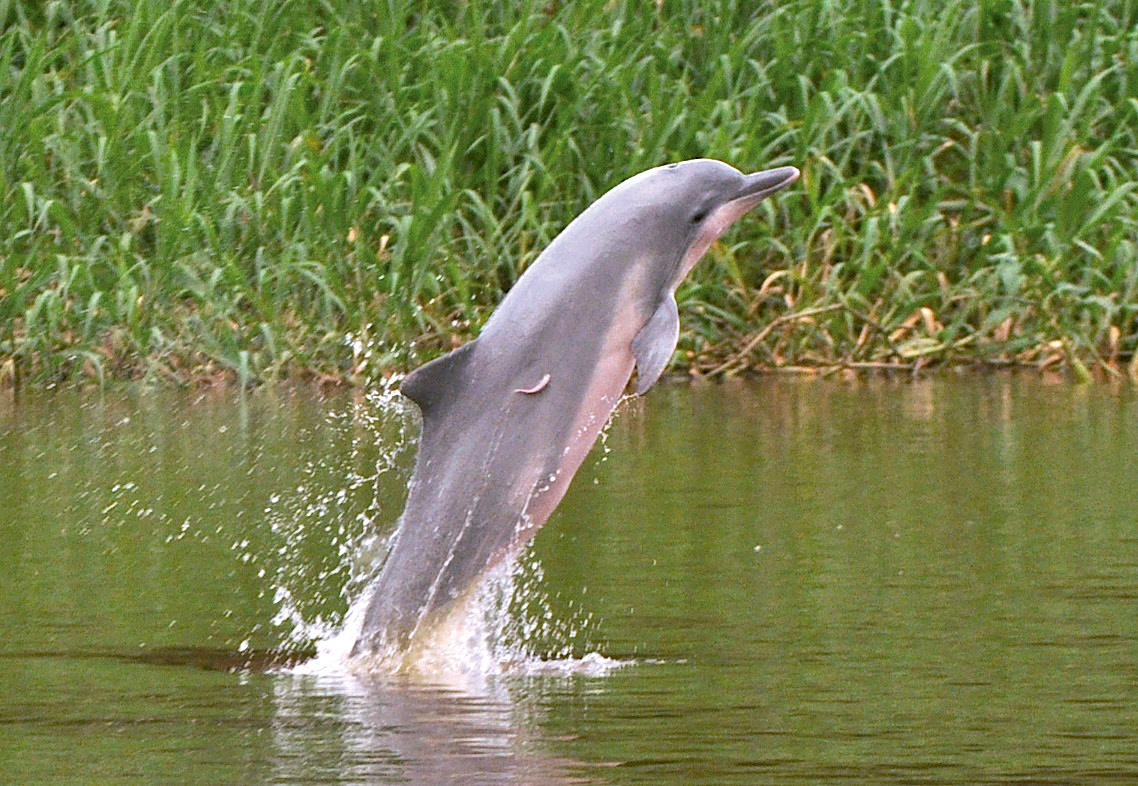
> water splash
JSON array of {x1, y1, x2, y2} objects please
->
[
  {"x1": 293, "y1": 546, "x2": 627, "y2": 687},
  {"x1": 266, "y1": 377, "x2": 416, "y2": 655},
  {"x1": 265, "y1": 379, "x2": 627, "y2": 684}
]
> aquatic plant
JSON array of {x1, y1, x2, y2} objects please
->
[{"x1": 2, "y1": 0, "x2": 1136, "y2": 386}]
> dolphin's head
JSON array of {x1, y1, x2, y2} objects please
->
[
  {"x1": 609, "y1": 158, "x2": 800, "y2": 291},
  {"x1": 483, "y1": 158, "x2": 799, "y2": 347}
]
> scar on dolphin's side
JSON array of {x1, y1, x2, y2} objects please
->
[
  {"x1": 514, "y1": 374, "x2": 551, "y2": 395},
  {"x1": 349, "y1": 159, "x2": 800, "y2": 659}
]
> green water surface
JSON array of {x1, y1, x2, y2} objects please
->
[{"x1": 1, "y1": 377, "x2": 1136, "y2": 784}]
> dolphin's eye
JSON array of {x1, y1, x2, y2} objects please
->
[{"x1": 690, "y1": 210, "x2": 707, "y2": 224}]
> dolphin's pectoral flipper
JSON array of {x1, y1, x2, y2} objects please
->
[
  {"x1": 631, "y1": 296, "x2": 680, "y2": 394},
  {"x1": 401, "y1": 341, "x2": 479, "y2": 415}
]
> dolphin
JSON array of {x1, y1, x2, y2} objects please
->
[{"x1": 351, "y1": 159, "x2": 799, "y2": 658}]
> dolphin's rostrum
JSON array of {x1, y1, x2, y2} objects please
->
[{"x1": 351, "y1": 159, "x2": 799, "y2": 658}]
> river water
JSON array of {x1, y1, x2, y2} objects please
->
[{"x1": 1, "y1": 377, "x2": 1136, "y2": 784}]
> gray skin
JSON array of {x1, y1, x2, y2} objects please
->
[{"x1": 351, "y1": 159, "x2": 799, "y2": 658}]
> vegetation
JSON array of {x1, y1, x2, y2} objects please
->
[{"x1": 3, "y1": 0, "x2": 1137, "y2": 387}]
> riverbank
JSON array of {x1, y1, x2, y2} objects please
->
[{"x1": 3, "y1": 0, "x2": 1136, "y2": 388}]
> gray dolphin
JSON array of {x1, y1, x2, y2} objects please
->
[{"x1": 351, "y1": 159, "x2": 799, "y2": 658}]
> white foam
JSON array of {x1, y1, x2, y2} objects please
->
[{"x1": 288, "y1": 552, "x2": 629, "y2": 686}]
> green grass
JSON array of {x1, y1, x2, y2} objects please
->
[{"x1": 2, "y1": 0, "x2": 1137, "y2": 387}]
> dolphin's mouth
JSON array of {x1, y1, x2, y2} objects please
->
[
  {"x1": 669, "y1": 163, "x2": 800, "y2": 287},
  {"x1": 733, "y1": 166, "x2": 801, "y2": 206}
]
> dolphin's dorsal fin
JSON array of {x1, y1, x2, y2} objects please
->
[
  {"x1": 631, "y1": 296, "x2": 680, "y2": 394},
  {"x1": 401, "y1": 341, "x2": 478, "y2": 415}
]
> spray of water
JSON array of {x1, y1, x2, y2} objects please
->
[
  {"x1": 267, "y1": 379, "x2": 627, "y2": 683},
  {"x1": 291, "y1": 544, "x2": 624, "y2": 687}
]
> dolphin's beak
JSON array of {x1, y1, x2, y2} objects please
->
[{"x1": 734, "y1": 166, "x2": 801, "y2": 206}]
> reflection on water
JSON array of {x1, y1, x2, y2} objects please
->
[
  {"x1": 1, "y1": 377, "x2": 1137, "y2": 783},
  {"x1": 270, "y1": 673, "x2": 595, "y2": 785}
]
